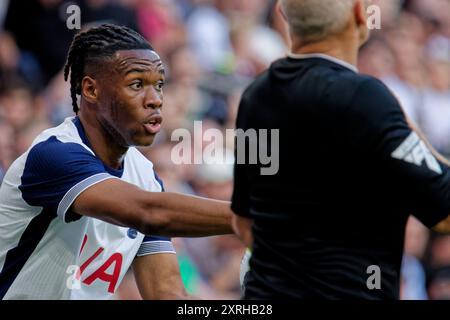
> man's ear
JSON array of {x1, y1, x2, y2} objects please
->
[
  {"x1": 81, "y1": 76, "x2": 98, "y2": 104},
  {"x1": 354, "y1": 0, "x2": 370, "y2": 46},
  {"x1": 354, "y1": 0, "x2": 367, "y2": 27}
]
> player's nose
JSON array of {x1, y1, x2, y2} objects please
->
[{"x1": 144, "y1": 87, "x2": 162, "y2": 110}]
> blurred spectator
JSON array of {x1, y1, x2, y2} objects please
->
[
  {"x1": 359, "y1": 37, "x2": 396, "y2": 80},
  {"x1": 40, "y1": 69, "x2": 73, "y2": 125},
  {"x1": 407, "y1": 0, "x2": 450, "y2": 37},
  {"x1": 427, "y1": 266, "x2": 450, "y2": 300},
  {"x1": 0, "y1": 121, "x2": 14, "y2": 181},
  {"x1": 181, "y1": 148, "x2": 245, "y2": 299},
  {"x1": 401, "y1": 217, "x2": 430, "y2": 300},
  {"x1": 136, "y1": 0, "x2": 186, "y2": 58},
  {"x1": 429, "y1": 235, "x2": 450, "y2": 268},
  {"x1": 427, "y1": 235, "x2": 450, "y2": 299},
  {"x1": 0, "y1": 0, "x2": 9, "y2": 28},
  {"x1": 3, "y1": 0, "x2": 139, "y2": 85},
  {"x1": 166, "y1": 45, "x2": 209, "y2": 122},
  {"x1": 0, "y1": 78, "x2": 37, "y2": 133},
  {"x1": 229, "y1": 19, "x2": 286, "y2": 77},
  {"x1": 193, "y1": 147, "x2": 234, "y2": 201},
  {"x1": 4, "y1": 0, "x2": 78, "y2": 84},
  {"x1": 142, "y1": 142, "x2": 195, "y2": 195},
  {"x1": 419, "y1": 36, "x2": 450, "y2": 156},
  {"x1": 0, "y1": 75, "x2": 51, "y2": 158},
  {"x1": 0, "y1": 31, "x2": 43, "y2": 92},
  {"x1": 371, "y1": 0, "x2": 402, "y2": 29},
  {"x1": 382, "y1": 15, "x2": 428, "y2": 123},
  {"x1": 83, "y1": 0, "x2": 139, "y2": 30},
  {"x1": 186, "y1": 0, "x2": 233, "y2": 71}
]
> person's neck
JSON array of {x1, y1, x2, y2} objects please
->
[
  {"x1": 78, "y1": 110, "x2": 127, "y2": 170},
  {"x1": 290, "y1": 34, "x2": 359, "y2": 69}
]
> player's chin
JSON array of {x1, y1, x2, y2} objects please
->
[{"x1": 133, "y1": 133, "x2": 157, "y2": 147}]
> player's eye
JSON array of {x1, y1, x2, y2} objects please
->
[
  {"x1": 129, "y1": 81, "x2": 143, "y2": 91},
  {"x1": 155, "y1": 80, "x2": 164, "y2": 92}
]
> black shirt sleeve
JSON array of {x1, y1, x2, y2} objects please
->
[
  {"x1": 231, "y1": 91, "x2": 252, "y2": 218},
  {"x1": 346, "y1": 77, "x2": 450, "y2": 227}
]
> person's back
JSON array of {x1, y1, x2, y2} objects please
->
[
  {"x1": 236, "y1": 56, "x2": 411, "y2": 299},
  {"x1": 231, "y1": 0, "x2": 450, "y2": 300}
]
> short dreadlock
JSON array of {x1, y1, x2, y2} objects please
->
[{"x1": 63, "y1": 24, "x2": 154, "y2": 114}]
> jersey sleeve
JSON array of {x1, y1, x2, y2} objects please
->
[
  {"x1": 346, "y1": 78, "x2": 450, "y2": 227},
  {"x1": 231, "y1": 91, "x2": 252, "y2": 218},
  {"x1": 136, "y1": 235, "x2": 175, "y2": 257},
  {"x1": 19, "y1": 136, "x2": 118, "y2": 223},
  {"x1": 136, "y1": 173, "x2": 175, "y2": 257}
]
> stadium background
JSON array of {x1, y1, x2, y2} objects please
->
[{"x1": 0, "y1": 0, "x2": 449, "y2": 300}]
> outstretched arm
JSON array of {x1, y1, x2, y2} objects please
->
[{"x1": 71, "y1": 178, "x2": 233, "y2": 237}]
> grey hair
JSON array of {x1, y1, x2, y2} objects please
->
[{"x1": 280, "y1": 0, "x2": 356, "y2": 43}]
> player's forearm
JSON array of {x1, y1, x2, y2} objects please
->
[
  {"x1": 140, "y1": 192, "x2": 233, "y2": 237},
  {"x1": 72, "y1": 179, "x2": 232, "y2": 237}
]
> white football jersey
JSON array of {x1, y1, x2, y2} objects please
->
[{"x1": 0, "y1": 117, "x2": 175, "y2": 300}]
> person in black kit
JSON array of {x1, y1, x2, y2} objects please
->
[{"x1": 231, "y1": 0, "x2": 450, "y2": 300}]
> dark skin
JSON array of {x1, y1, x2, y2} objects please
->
[
  {"x1": 79, "y1": 50, "x2": 165, "y2": 169},
  {"x1": 70, "y1": 49, "x2": 232, "y2": 299}
]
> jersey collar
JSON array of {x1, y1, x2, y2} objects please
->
[
  {"x1": 72, "y1": 116, "x2": 125, "y2": 178},
  {"x1": 72, "y1": 116, "x2": 92, "y2": 149},
  {"x1": 287, "y1": 52, "x2": 359, "y2": 73}
]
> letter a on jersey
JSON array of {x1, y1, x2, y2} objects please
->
[
  {"x1": 83, "y1": 253, "x2": 123, "y2": 293},
  {"x1": 391, "y1": 132, "x2": 442, "y2": 175}
]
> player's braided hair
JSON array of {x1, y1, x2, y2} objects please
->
[{"x1": 63, "y1": 24, "x2": 154, "y2": 114}]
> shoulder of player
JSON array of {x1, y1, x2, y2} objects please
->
[
  {"x1": 325, "y1": 72, "x2": 376, "y2": 98},
  {"x1": 26, "y1": 135, "x2": 96, "y2": 171},
  {"x1": 26, "y1": 117, "x2": 90, "y2": 152},
  {"x1": 331, "y1": 75, "x2": 408, "y2": 135},
  {"x1": 125, "y1": 147, "x2": 155, "y2": 170},
  {"x1": 241, "y1": 69, "x2": 271, "y2": 100},
  {"x1": 124, "y1": 148, "x2": 164, "y2": 191},
  {"x1": 351, "y1": 75, "x2": 395, "y2": 97},
  {"x1": 345, "y1": 75, "x2": 402, "y2": 113},
  {"x1": 318, "y1": 72, "x2": 396, "y2": 108}
]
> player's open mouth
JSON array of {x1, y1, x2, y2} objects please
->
[{"x1": 143, "y1": 114, "x2": 162, "y2": 134}]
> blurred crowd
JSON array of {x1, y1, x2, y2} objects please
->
[{"x1": 0, "y1": 0, "x2": 449, "y2": 300}]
